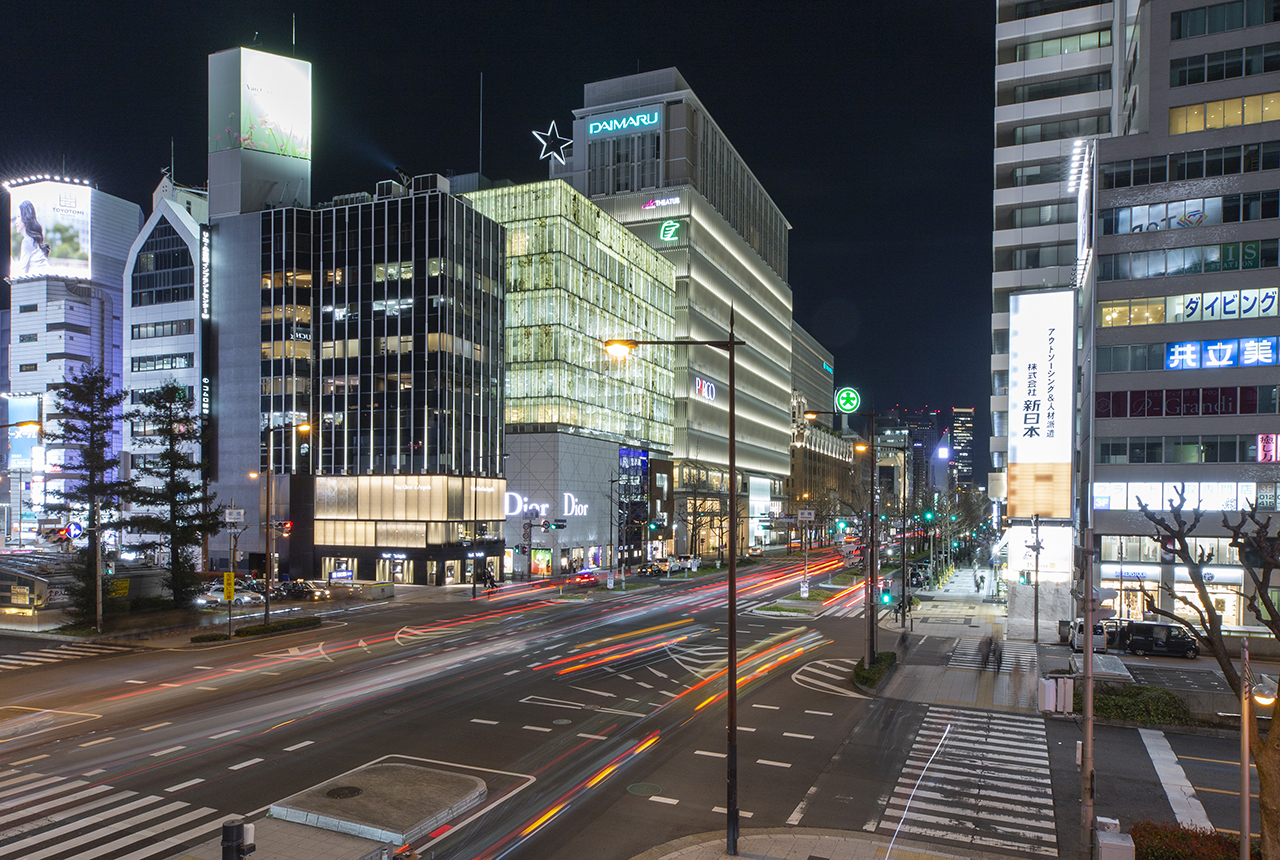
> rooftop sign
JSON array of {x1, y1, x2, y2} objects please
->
[{"x1": 587, "y1": 105, "x2": 663, "y2": 138}]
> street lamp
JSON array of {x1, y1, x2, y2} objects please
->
[
  {"x1": 249, "y1": 422, "x2": 310, "y2": 625},
  {"x1": 1240, "y1": 637, "x2": 1276, "y2": 860},
  {"x1": 604, "y1": 315, "x2": 746, "y2": 857}
]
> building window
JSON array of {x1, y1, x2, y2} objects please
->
[
  {"x1": 131, "y1": 221, "x2": 194, "y2": 307},
  {"x1": 131, "y1": 353, "x2": 194, "y2": 373},
  {"x1": 1011, "y1": 113, "x2": 1110, "y2": 145},
  {"x1": 1009, "y1": 72, "x2": 1111, "y2": 105},
  {"x1": 1094, "y1": 385, "x2": 1279, "y2": 418},
  {"x1": 1098, "y1": 239, "x2": 1279, "y2": 280},
  {"x1": 1169, "y1": 91, "x2": 1280, "y2": 135},
  {"x1": 17, "y1": 334, "x2": 37, "y2": 344},
  {"x1": 131, "y1": 319, "x2": 194, "y2": 340},
  {"x1": 1171, "y1": 1, "x2": 1278, "y2": 41},
  {"x1": 1007, "y1": 28, "x2": 1111, "y2": 63},
  {"x1": 18, "y1": 363, "x2": 37, "y2": 372},
  {"x1": 18, "y1": 304, "x2": 37, "y2": 313}
]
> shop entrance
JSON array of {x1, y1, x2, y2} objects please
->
[{"x1": 375, "y1": 558, "x2": 413, "y2": 583}]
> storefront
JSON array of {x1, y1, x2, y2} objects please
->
[{"x1": 1099, "y1": 562, "x2": 1244, "y2": 627}]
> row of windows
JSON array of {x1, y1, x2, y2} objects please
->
[
  {"x1": 1102, "y1": 142, "x2": 1280, "y2": 188},
  {"x1": 1102, "y1": 192, "x2": 1280, "y2": 236},
  {"x1": 1094, "y1": 386, "x2": 1280, "y2": 418},
  {"x1": 1008, "y1": 242, "x2": 1076, "y2": 271},
  {"x1": 1008, "y1": 202, "x2": 1077, "y2": 230},
  {"x1": 1009, "y1": 0, "x2": 1104, "y2": 21},
  {"x1": 133, "y1": 285, "x2": 193, "y2": 308},
  {"x1": 1007, "y1": 72, "x2": 1110, "y2": 106},
  {"x1": 1012, "y1": 162, "x2": 1068, "y2": 188},
  {"x1": 1170, "y1": 0, "x2": 1280, "y2": 40},
  {"x1": 1094, "y1": 481, "x2": 1268, "y2": 513},
  {"x1": 1097, "y1": 434, "x2": 1270, "y2": 464},
  {"x1": 319, "y1": 335, "x2": 413, "y2": 359},
  {"x1": 1098, "y1": 240, "x2": 1280, "y2": 281},
  {"x1": 131, "y1": 353, "x2": 194, "y2": 373},
  {"x1": 129, "y1": 386, "x2": 193, "y2": 405},
  {"x1": 1010, "y1": 113, "x2": 1110, "y2": 146},
  {"x1": 1099, "y1": 338, "x2": 1278, "y2": 372},
  {"x1": 1099, "y1": 289, "x2": 1279, "y2": 329},
  {"x1": 1004, "y1": 28, "x2": 1111, "y2": 63},
  {"x1": 1171, "y1": 41, "x2": 1280, "y2": 87},
  {"x1": 131, "y1": 319, "x2": 194, "y2": 340},
  {"x1": 1169, "y1": 91, "x2": 1280, "y2": 135}
]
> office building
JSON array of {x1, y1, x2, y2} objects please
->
[
  {"x1": 552, "y1": 68, "x2": 795, "y2": 556},
  {"x1": 463, "y1": 180, "x2": 676, "y2": 577},
  {"x1": 4, "y1": 175, "x2": 143, "y2": 539},
  {"x1": 951, "y1": 406, "x2": 976, "y2": 486}
]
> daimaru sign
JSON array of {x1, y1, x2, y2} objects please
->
[{"x1": 587, "y1": 105, "x2": 663, "y2": 138}]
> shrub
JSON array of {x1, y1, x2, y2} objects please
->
[
  {"x1": 1073, "y1": 683, "x2": 1192, "y2": 726},
  {"x1": 853, "y1": 651, "x2": 897, "y2": 688},
  {"x1": 233, "y1": 616, "x2": 322, "y2": 638},
  {"x1": 1130, "y1": 818, "x2": 1256, "y2": 860},
  {"x1": 190, "y1": 632, "x2": 231, "y2": 643}
]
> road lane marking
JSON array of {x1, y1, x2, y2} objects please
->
[
  {"x1": 787, "y1": 785, "x2": 819, "y2": 825},
  {"x1": 660, "y1": 690, "x2": 677, "y2": 698},
  {"x1": 523, "y1": 725, "x2": 552, "y2": 732},
  {"x1": 165, "y1": 778, "x2": 206, "y2": 792},
  {"x1": 11, "y1": 755, "x2": 49, "y2": 765},
  {"x1": 209, "y1": 730, "x2": 240, "y2": 739},
  {"x1": 83, "y1": 769, "x2": 106, "y2": 776},
  {"x1": 197, "y1": 686, "x2": 219, "y2": 691},
  {"x1": 150, "y1": 745, "x2": 186, "y2": 757},
  {"x1": 650, "y1": 795, "x2": 679, "y2": 804},
  {"x1": 757, "y1": 759, "x2": 791, "y2": 768},
  {"x1": 125, "y1": 680, "x2": 147, "y2": 685},
  {"x1": 471, "y1": 719, "x2": 498, "y2": 725},
  {"x1": 1194, "y1": 785, "x2": 1259, "y2": 797},
  {"x1": 140, "y1": 722, "x2": 172, "y2": 731},
  {"x1": 1140, "y1": 728, "x2": 1212, "y2": 829},
  {"x1": 805, "y1": 709, "x2": 833, "y2": 716},
  {"x1": 193, "y1": 665, "x2": 213, "y2": 669},
  {"x1": 713, "y1": 806, "x2": 754, "y2": 817},
  {"x1": 784, "y1": 732, "x2": 814, "y2": 739},
  {"x1": 737, "y1": 726, "x2": 756, "y2": 732},
  {"x1": 751, "y1": 703, "x2": 780, "y2": 710},
  {"x1": 504, "y1": 669, "x2": 520, "y2": 675},
  {"x1": 637, "y1": 682, "x2": 654, "y2": 689},
  {"x1": 696, "y1": 750, "x2": 727, "y2": 758},
  {"x1": 577, "y1": 733, "x2": 608, "y2": 741},
  {"x1": 229, "y1": 757, "x2": 264, "y2": 770},
  {"x1": 159, "y1": 683, "x2": 182, "y2": 688},
  {"x1": 618, "y1": 673, "x2": 633, "y2": 680},
  {"x1": 570, "y1": 686, "x2": 615, "y2": 697},
  {"x1": 78, "y1": 737, "x2": 115, "y2": 747},
  {"x1": 284, "y1": 741, "x2": 314, "y2": 751},
  {"x1": 648, "y1": 667, "x2": 669, "y2": 678},
  {"x1": 1182, "y1": 755, "x2": 1253, "y2": 767},
  {"x1": 262, "y1": 671, "x2": 282, "y2": 676}
]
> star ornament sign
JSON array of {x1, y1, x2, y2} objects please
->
[{"x1": 533, "y1": 120, "x2": 572, "y2": 165}]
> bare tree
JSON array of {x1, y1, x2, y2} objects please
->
[{"x1": 1136, "y1": 484, "x2": 1279, "y2": 856}]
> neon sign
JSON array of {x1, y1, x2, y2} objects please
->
[
  {"x1": 588, "y1": 110, "x2": 659, "y2": 136},
  {"x1": 532, "y1": 121, "x2": 572, "y2": 165},
  {"x1": 641, "y1": 196, "x2": 680, "y2": 209},
  {"x1": 822, "y1": 361, "x2": 833, "y2": 374},
  {"x1": 659, "y1": 220, "x2": 680, "y2": 241},
  {"x1": 200, "y1": 229, "x2": 211, "y2": 321},
  {"x1": 694, "y1": 377, "x2": 716, "y2": 401},
  {"x1": 1165, "y1": 337, "x2": 1277, "y2": 369}
]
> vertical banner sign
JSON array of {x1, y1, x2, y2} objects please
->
[{"x1": 1008, "y1": 289, "x2": 1077, "y2": 519}]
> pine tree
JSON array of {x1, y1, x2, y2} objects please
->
[
  {"x1": 42, "y1": 364, "x2": 129, "y2": 630},
  {"x1": 126, "y1": 381, "x2": 222, "y2": 607}
]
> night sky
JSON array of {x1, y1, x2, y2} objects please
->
[{"x1": 2, "y1": 2, "x2": 993, "y2": 471}]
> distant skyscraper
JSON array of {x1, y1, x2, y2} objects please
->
[{"x1": 951, "y1": 406, "x2": 974, "y2": 486}]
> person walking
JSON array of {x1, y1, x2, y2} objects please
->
[
  {"x1": 979, "y1": 635, "x2": 993, "y2": 669},
  {"x1": 993, "y1": 639, "x2": 1004, "y2": 673}
]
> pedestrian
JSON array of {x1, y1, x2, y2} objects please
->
[
  {"x1": 1011, "y1": 656, "x2": 1023, "y2": 703},
  {"x1": 993, "y1": 639, "x2": 1004, "y2": 673},
  {"x1": 979, "y1": 635, "x2": 993, "y2": 668}
]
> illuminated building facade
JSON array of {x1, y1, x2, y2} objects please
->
[
  {"x1": 951, "y1": 406, "x2": 975, "y2": 486},
  {"x1": 4, "y1": 175, "x2": 143, "y2": 541},
  {"x1": 553, "y1": 68, "x2": 795, "y2": 556},
  {"x1": 464, "y1": 180, "x2": 676, "y2": 576}
]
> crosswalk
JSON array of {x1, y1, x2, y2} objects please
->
[
  {"x1": 948, "y1": 637, "x2": 1038, "y2": 674},
  {"x1": 0, "y1": 643, "x2": 132, "y2": 671},
  {"x1": 0, "y1": 768, "x2": 227, "y2": 860},
  {"x1": 877, "y1": 706, "x2": 1058, "y2": 857}
]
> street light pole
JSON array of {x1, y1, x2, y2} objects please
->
[
  {"x1": 605, "y1": 313, "x2": 746, "y2": 856},
  {"x1": 251, "y1": 422, "x2": 309, "y2": 626},
  {"x1": 1242, "y1": 636, "x2": 1251, "y2": 860}
]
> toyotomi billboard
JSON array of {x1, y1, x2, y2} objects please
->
[
  {"x1": 8, "y1": 181, "x2": 91, "y2": 280},
  {"x1": 1008, "y1": 289, "x2": 1076, "y2": 520},
  {"x1": 209, "y1": 48, "x2": 312, "y2": 160}
]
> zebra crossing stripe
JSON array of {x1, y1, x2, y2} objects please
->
[
  {"x1": 877, "y1": 705, "x2": 1057, "y2": 857},
  {"x1": 0, "y1": 784, "x2": 118, "y2": 829}
]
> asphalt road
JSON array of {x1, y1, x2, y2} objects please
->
[{"x1": 0, "y1": 549, "x2": 893, "y2": 860}]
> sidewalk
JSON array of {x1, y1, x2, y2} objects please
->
[{"x1": 628, "y1": 827, "x2": 1020, "y2": 860}]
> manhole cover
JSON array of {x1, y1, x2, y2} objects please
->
[
  {"x1": 627, "y1": 783, "x2": 662, "y2": 797},
  {"x1": 326, "y1": 786, "x2": 363, "y2": 799},
  {"x1": 552, "y1": 719, "x2": 572, "y2": 725}
]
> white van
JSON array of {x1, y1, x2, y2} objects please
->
[{"x1": 1069, "y1": 618, "x2": 1108, "y2": 653}]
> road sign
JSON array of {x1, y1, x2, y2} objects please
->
[
  {"x1": 835, "y1": 387, "x2": 861, "y2": 414},
  {"x1": 798, "y1": 508, "x2": 816, "y2": 522},
  {"x1": 64, "y1": 522, "x2": 83, "y2": 540},
  {"x1": 223, "y1": 571, "x2": 235, "y2": 602},
  {"x1": 224, "y1": 508, "x2": 244, "y2": 523}
]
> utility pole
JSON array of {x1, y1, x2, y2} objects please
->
[
  {"x1": 1028, "y1": 514, "x2": 1043, "y2": 644},
  {"x1": 1080, "y1": 531, "x2": 1096, "y2": 860}
]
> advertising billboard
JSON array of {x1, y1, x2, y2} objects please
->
[
  {"x1": 8, "y1": 181, "x2": 91, "y2": 279},
  {"x1": 209, "y1": 48, "x2": 312, "y2": 160},
  {"x1": 1008, "y1": 289, "x2": 1076, "y2": 519}
]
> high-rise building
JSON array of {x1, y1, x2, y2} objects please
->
[
  {"x1": 951, "y1": 406, "x2": 975, "y2": 486},
  {"x1": 463, "y1": 180, "x2": 676, "y2": 577},
  {"x1": 4, "y1": 175, "x2": 143, "y2": 539},
  {"x1": 552, "y1": 68, "x2": 795, "y2": 556},
  {"x1": 990, "y1": 0, "x2": 1123, "y2": 512}
]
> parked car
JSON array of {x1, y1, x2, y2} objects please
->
[
  {"x1": 1070, "y1": 618, "x2": 1108, "y2": 653},
  {"x1": 635, "y1": 562, "x2": 664, "y2": 577},
  {"x1": 668, "y1": 554, "x2": 701, "y2": 573},
  {"x1": 282, "y1": 581, "x2": 330, "y2": 600},
  {"x1": 1125, "y1": 621, "x2": 1199, "y2": 659}
]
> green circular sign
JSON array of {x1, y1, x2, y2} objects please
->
[{"x1": 835, "y1": 387, "x2": 861, "y2": 414}]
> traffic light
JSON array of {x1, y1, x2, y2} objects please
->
[
  {"x1": 648, "y1": 521, "x2": 658, "y2": 531},
  {"x1": 837, "y1": 520, "x2": 847, "y2": 530},
  {"x1": 551, "y1": 519, "x2": 567, "y2": 530},
  {"x1": 1090, "y1": 587, "x2": 1119, "y2": 620},
  {"x1": 923, "y1": 511, "x2": 934, "y2": 522},
  {"x1": 881, "y1": 591, "x2": 893, "y2": 605},
  {"x1": 276, "y1": 520, "x2": 293, "y2": 537},
  {"x1": 1018, "y1": 571, "x2": 1028, "y2": 585}
]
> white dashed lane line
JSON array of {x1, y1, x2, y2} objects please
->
[
  {"x1": 209, "y1": 730, "x2": 239, "y2": 739},
  {"x1": 695, "y1": 750, "x2": 727, "y2": 758},
  {"x1": 650, "y1": 795, "x2": 679, "y2": 805},
  {"x1": 140, "y1": 722, "x2": 171, "y2": 732},
  {"x1": 150, "y1": 746, "x2": 186, "y2": 757},
  {"x1": 165, "y1": 778, "x2": 205, "y2": 792},
  {"x1": 125, "y1": 680, "x2": 147, "y2": 685},
  {"x1": 523, "y1": 725, "x2": 552, "y2": 733},
  {"x1": 471, "y1": 719, "x2": 498, "y2": 725},
  {"x1": 713, "y1": 807, "x2": 755, "y2": 817},
  {"x1": 737, "y1": 726, "x2": 756, "y2": 732},
  {"x1": 757, "y1": 759, "x2": 792, "y2": 768},
  {"x1": 78, "y1": 737, "x2": 115, "y2": 747},
  {"x1": 784, "y1": 732, "x2": 814, "y2": 739},
  {"x1": 283, "y1": 741, "x2": 314, "y2": 751},
  {"x1": 577, "y1": 733, "x2": 608, "y2": 741},
  {"x1": 228, "y1": 758, "x2": 263, "y2": 770},
  {"x1": 751, "y1": 704, "x2": 780, "y2": 710},
  {"x1": 805, "y1": 709, "x2": 833, "y2": 716}
]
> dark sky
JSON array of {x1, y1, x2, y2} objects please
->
[{"x1": 2, "y1": 1, "x2": 993, "y2": 471}]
